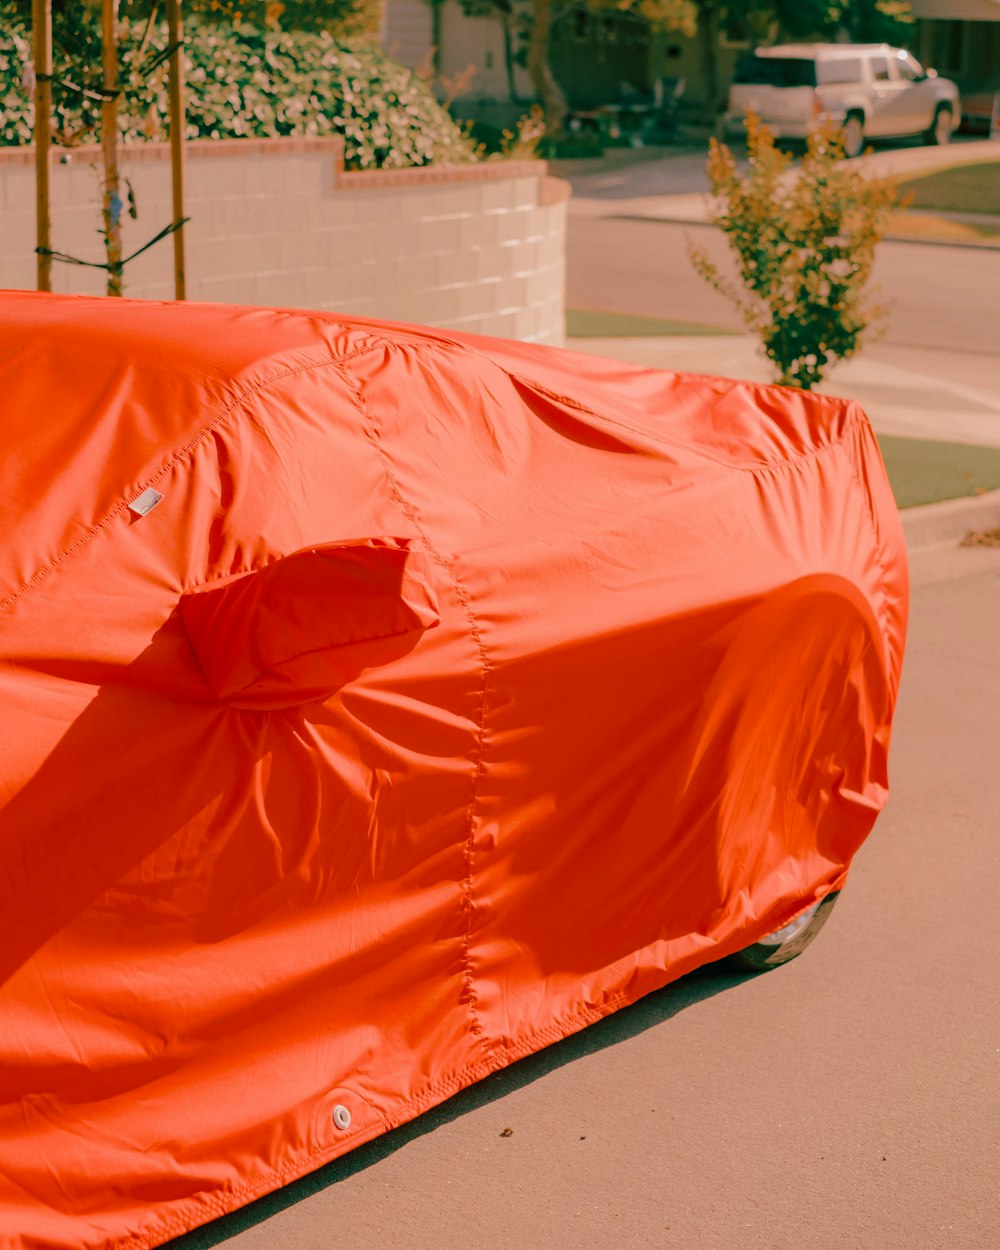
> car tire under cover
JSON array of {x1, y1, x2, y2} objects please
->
[{"x1": 730, "y1": 892, "x2": 841, "y2": 971}]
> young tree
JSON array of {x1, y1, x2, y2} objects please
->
[
  {"x1": 525, "y1": 0, "x2": 564, "y2": 131},
  {"x1": 689, "y1": 114, "x2": 902, "y2": 390}
]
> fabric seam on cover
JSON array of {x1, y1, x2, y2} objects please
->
[{"x1": 330, "y1": 356, "x2": 493, "y2": 1059}]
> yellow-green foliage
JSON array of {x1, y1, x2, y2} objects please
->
[{"x1": 690, "y1": 115, "x2": 901, "y2": 390}]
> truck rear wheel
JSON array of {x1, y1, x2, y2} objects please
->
[
  {"x1": 927, "y1": 104, "x2": 953, "y2": 146},
  {"x1": 842, "y1": 113, "x2": 865, "y2": 158}
]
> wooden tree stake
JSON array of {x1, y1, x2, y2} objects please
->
[
  {"x1": 102, "y1": 0, "x2": 123, "y2": 296},
  {"x1": 167, "y1": 0, "x2": 187, "y2": 300},
  {"x1": 32, "y1": 0, "x2": 52, "y2": 292}
]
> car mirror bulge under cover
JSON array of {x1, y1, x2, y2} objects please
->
[{"x1": 179, "y1": 538, "x2": 441, "y2": 709}]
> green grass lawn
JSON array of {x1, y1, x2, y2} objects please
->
[
  {"x1": 897, "y1": 160, "x2": 1000, "y2": 214},
  {"x1": 566, "y1": 308, "x2": 737, "y2": 338},
  {"x1": 877, "y1": 435, "x2": 1000, "y2": 509}
]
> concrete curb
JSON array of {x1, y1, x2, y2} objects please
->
[
  {"x1": 605, "y1": 212, "x2": 1000, "y2": 251},
  {"x1": 900, "y1": 488, "x2": 1000, "y2": 551}
]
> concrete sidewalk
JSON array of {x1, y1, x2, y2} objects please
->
[{"x1": 560, "y1": 137, "x2": 1000, "y2": 240}]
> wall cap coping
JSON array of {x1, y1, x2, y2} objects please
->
[
  {"x1": 0, "y1": 138, "x2": 549, "y2": 190},
  {"x1": 338, "y1": 159, "x2": 547, "y2": 188},
  {"x1": 0, "y1": 136, "x2": 346, "y2": 167}
]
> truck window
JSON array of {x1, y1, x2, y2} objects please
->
[
  {"x1": 896, "y1": 52, "x2": 925, "y2": 81},
  {"x1": 733, "y1": 57, "x2": 817, "y2": 88},
  {"x1": 817, "y1": 58, "x2": 864, "y2": 86},
  {"x1": 870, "y1": 56, "x2": 891, "y2": 81}
]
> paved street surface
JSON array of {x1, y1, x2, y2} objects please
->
[
  {"x1": 566, "y1": 216, "x2": 1000, "y2": 359},
  {"x1": 172, "y1": 546, "x2": 1000, "y2": 1250}
]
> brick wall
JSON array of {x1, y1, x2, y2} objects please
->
[{"x1": 0, "y1": 138, "x2": 568, "y2": 345}]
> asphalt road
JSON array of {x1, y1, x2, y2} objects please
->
[
  {"x1": 567, "y1": 215, "x2": 1000, "y2": 359},
  {"x1": 168, "y1": 543, "x2": 1000, "y2": 1250}
]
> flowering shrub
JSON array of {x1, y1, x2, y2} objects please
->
[
  {"x1": 0, "y1": 8, "x2": 477, "y2": 170},
  {"x1": 689, "y1": 114, "x2": 901, "y2": 390}
]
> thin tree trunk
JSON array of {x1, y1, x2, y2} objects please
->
[
  {"x1": 527, "y1": 0, "x2": 566, "y2": 135},
  {"x1": 101, "y1": 0, "x2": 122, "y2": 296},
  {"x1": 430, "y1": 0, "x2": 443, "y2": 76},
  {"x1": 502, "y1": 15, "x2": 519, "y2": 104},
  {"x1": 697, "y1": 0, "x2": 720, "y2": 126}
]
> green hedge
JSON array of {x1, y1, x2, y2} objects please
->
[{"x1": 0, "y1": 11, "x2": 478, "y2": 170}]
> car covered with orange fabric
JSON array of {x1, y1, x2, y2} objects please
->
[{"x1": 0, "y1": 291, "x2": 907, "y2": 1249}]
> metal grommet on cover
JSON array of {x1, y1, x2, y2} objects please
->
[{"x1": 332, "y1": 1104, "x2": 352, "y2": 1131}]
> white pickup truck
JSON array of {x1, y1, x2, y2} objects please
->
[{"x1": 722, "y1": 43, "x2": 961, "y2": 158}]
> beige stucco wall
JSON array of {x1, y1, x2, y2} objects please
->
[
  {"x1": 438, "y1": 3, "x2": 535, "y2": 103},
  {"x1": 381, "y1": 0, "x2": 435, "y2": 73},
  {"x1": 0, "y1": 138, "x2": 568, "y2": 345}
]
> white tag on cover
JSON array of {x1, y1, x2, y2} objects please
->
[{"x1": 127, "y1": 487, "x2": 164, "y2": 518}]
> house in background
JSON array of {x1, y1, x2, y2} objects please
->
[
  {"x1": 382, "y1": 0, "x2": 533, "y2": 105},
  {"x1": 382, "y1": 0, "x2": 1000, "y2": 127},
  {"x1": 381, "y1": 0, "x2": 749, "y2": 125},
  {"x1": 910, "y1": 0, "x2": 1000, "y2": 96},
  {"x1": 381, "y1": 0, "x2": 437, "y2": 72}
]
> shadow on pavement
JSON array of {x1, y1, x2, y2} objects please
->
[{"x1": 162, "y1": 962, "x2": 747, "y2": 1248}]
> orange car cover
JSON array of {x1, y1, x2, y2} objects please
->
[{"x1": 0, "y1": 291, "x2": 907, "y2": 1249}]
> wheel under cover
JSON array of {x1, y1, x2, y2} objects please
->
[
  {"x1": 731, "y1": 891, "x2": 841, "y2": 971},
  {"x1": 676, "y1": 573, "x2": 890, "y2": 962}
]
